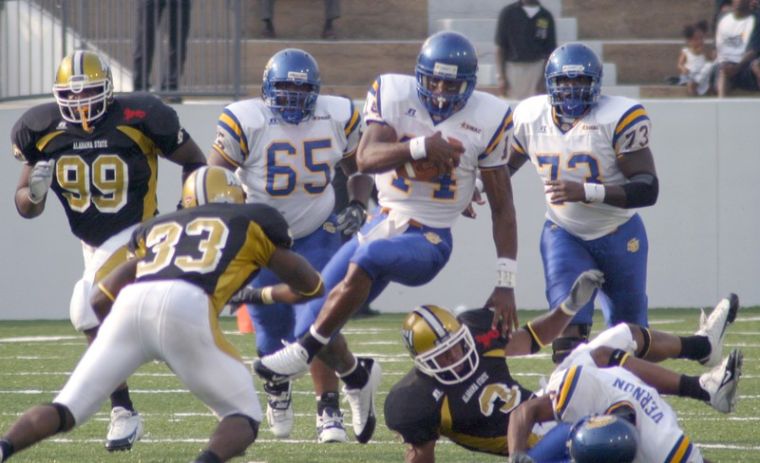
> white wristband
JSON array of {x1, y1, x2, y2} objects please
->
[
  {"x1": 409, "y1": 136, "x2": 427, "y2": 160},
  {"x1": 260, "y1": 286, "x2": 275, "y2": 305},
  {"x1": 496, "y1": 258, "x2": 517, "y2": 288},
  {"x1": 583, "y1": 183, "x2": 606, "y2": 203},
  {"x1": 309, "y1": 325, "x2": 330, "y2": 345}
]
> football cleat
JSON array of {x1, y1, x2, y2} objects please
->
[
  {"x1": 105, "y1": 407, "x2": 144, "y2": 451},
  {"x1": 264, "y1": 381, "x2": 294, "y2": 438},
  {"x1": 253, "y1": 342, "x2": 310, "y2": 384},
  {"x1": 696, "y1": 293, "x2": 740, "y2": 367},
  {"x1": 699, "y1": 348, "x2": 743, "y2": 413},
  {"x1": 316, "y1": 406, "x2": 348, "y2": 443},
  {"x1": 343, "y1": 357, "x2": 381, "y2": 444}
]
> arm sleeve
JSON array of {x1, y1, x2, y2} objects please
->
[
  {"x1": 245, "y1": 204, "x2": 294, "y2": 249},
  {"x1": 213, "y1": 107, "x2": 252, "y2": 167},
  {"x1": 343, "y1": 99, "x2": 362, "y2": 156},
  {"x1": 550, "y1": 366, "x2": 607, "y2": 423},
  {"x1": 478, "y1": 107, "x2": 513, "y2": 168},
  {"x1": 363, "y1": 77, "x2": 387, "y2": 126},
  {"x1": 612, "y1": 104, "x2": 652, "y2": 155},
  {"x1": 10, "y1": 114, "x2": 45, "y2": 164},
  {"x1": 384, "y1": 378, "x2": 441, "y2": 444},
  {"x1": 141, "y1": 96, "x2": 190, "y2": 155}
]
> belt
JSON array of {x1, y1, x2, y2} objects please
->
[{"x1": 380, "y1": 207, "x2": 424, "y2": 229}]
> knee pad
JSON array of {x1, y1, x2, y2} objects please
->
[{"x1": 69, "y1": 279, "x2": 100, "y2": 332}]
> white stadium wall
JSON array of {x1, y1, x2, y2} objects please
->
[{"x1": 0, "y1": 99, "x2": 758, "y2": 320}]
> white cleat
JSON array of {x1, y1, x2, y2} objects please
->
[
  {"x1": 696, "y1": 293, "x2": 739, "y2": 367},
  {"x1": 253, "y1": 342, "x2": 310, "y2": 384},
  {"x1": 264, "y1": 381, "x2": 294, "y2": 438},
  {"x1": 316, "y1": 406, "x2": 348, "y2": 443},
  {"x1": 343, "y1": 357, "x2": 381, "y2": 444},
  {"x1": 699, "y1": 348, "x2": 743, "y2": 414},
  {"x1": 105, "y1": 407, "x2": 144, "y2": 451}
]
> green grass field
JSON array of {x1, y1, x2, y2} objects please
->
[{"x1": 0, "y1": 307, "x2": 758, "y2": 462}]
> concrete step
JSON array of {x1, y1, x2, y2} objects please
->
[
  {"x1": 602, "y1": 41, "x2": 684, "y2": 85},
  {"x1": 562, "y1": 0, "x2": 714, "y2": 40},
  {"x1": 434, "y1": 16, "x2": 577, "y2": 44},
  {"x1": 428, "y1": 0, "x2": 563, "y2": 32},
  {"x1": 244, "y1": 0, "x2": 427, "y2": 40}
]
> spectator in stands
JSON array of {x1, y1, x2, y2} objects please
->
[
  {"x1": 133, "y1": 0, "x2": 192, "y2": 102},
  {"x1": 715, "y1": 0, "x2": 760, "y2": 96},
  {"x1": 494, "y1": 0, "x2": 556, "y2": 101},
  {"x1": 678, "y1": 20, "x2": 716, "y2": 96},
  {"x1": 259, "y1": 0, "x2": 340, "y2": 39}
]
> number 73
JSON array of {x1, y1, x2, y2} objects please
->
[{"x1": 536, "y1": 153, "x2": 602, "y2": 183}]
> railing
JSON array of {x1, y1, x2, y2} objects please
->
[{"x1": 0, "y1": 0, "x2": 248, "y2": 101}]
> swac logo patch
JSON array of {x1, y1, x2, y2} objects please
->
[
  {"x1": 124, "y1": 108, "x2": 146, "y2": 121},
  {"x1": 425, "y1": 232, "x2": 442, "y2": 244},
  {"x1": 627, "y1": 238, "x2": 640, "y2": 253}
]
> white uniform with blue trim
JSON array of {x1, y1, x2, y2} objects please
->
[
  {"x1": 511, "y1": 95, "x2": 652, "y2": 240},
  {"x1": 213, "y1": 95, "x2": 361, "y2": 239},
  {"x1": 364, "y1": 74, "x2": 512, "y2": 228},
  {"x1": 546, "y1": 353, "x2": 703, "y2": 462}
]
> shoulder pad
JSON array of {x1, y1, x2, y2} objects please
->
[{"x1": 513, "y1": 95, "x2": 549, "y2": 125}]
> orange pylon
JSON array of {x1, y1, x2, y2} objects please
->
[{"x1": 236, "y1": 305, "x2": 254, "y2": 334}]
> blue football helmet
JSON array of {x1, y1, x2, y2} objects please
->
[
  {"x1": 545, "y1": 42, "x2": 603, "y2": 117},
  {"x1": 415, "y1": 31, "x2": 478, "y2": 120},
  {"x1": 568, "y1": 415, "x2": 638, "y2": 463},
  {"x1": 262, "y1": 48, "x2": 320, "y2": 124}
]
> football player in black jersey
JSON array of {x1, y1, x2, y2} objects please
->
[
  {"x1": 10, "y1": 50, "x2": 206, "y2": 450},
  {"x1": 385, "y1": 272, "x2": 742, "y2": 463},
  {"x1": 0, "y1": 166, "x2": 324, "y2": 463}
]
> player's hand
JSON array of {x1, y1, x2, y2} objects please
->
[
  {"x1": 544, "y1": 179, "x2": 585, "y2": 204},
  {"x1": 560, "y1": 269, "x2": 605, "y2": 314},
  {"x1": 461, "y1": 183, "x2": 486, "y2": 219},
  {"x1": 28, "y1": 160, "x2": 54, "y2": 204},
  {"x1": 508, "y1": 452, "x2": 535, "y2": 463},
  {"x1": 425, "y1": 131, "x2": 463, "y2": 175},
  {"x1": 485, "y1": 286, "x2": 518, "y2": 337},
  {"x1": 335, "y1": 200, "x2": 367, "y2": 236}
]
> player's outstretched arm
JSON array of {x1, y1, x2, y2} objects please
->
[
  {"x1": 255, "y1": 247, "x2": 325, "y2": 305},
  {"x1": 506, "y1": 146, "x2": 530, "y2": 177},
  {"x1": 165, "y1": 138, "x2": 207, "y2": 183},
  {"x1": 507, "y1": 396, "x2": 555, "y2": 455},
  {"x1": 506, "y1": 270, "x2": 604, "y2": 356},
  {"x1": 481, "y1": 165, "x2": 519, "y2": 337}
]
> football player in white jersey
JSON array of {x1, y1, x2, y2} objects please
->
[
  {"x1": 252, "y1": 31, "x2": 520, "y2": 444},
  {"x1": 208, "y1": 49, "x2": 373, "y2": 443},
  {"x1": 508, "y1": 42, "x2": 659, "y2": 363}
]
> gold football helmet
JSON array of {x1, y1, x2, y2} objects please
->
[
  {"x1": 401, "y1": 305, "x2": 479, "y2": 385},
  {"x1": 53, "y1": 50, "x2": 113, "y2": 129},
  {"x1": 182, "y1": 166, "x2": 245, "y2": 208}
]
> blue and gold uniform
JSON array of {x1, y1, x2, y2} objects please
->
[{"x1": 12, "y1": 94, "x2": 189, "y2": 247}]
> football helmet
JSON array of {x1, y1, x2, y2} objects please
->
[
  {"x1": 182, "y1": 166, "x2": 245, "y2": 208},
  {"x1": 262, "y1": 48, "x2": 320, "y2": 124},
  {"x1": 53, "y1": 50, "x2": 113, "y2": 128},
  {"x1": 401, "y1": 305, "x2": 479, "y2": 385},
  {"x1": 415, "y1": 31, "x2": 478, "y2": 120},
  {"x1": 545, "y1": 42, "x2": 603, "y2": 117},
  {"x1": 568, "y1": 415, "x2": 638, "y2": 463}
]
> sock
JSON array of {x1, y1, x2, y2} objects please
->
[
  {"x1": 679, "y1": 375, "x2": 710, "y2": 402},
  {"x1": 0, "y1": 439, "x2": 14, "y2": 461},
  {"x1": 110, "y1": 387, "x2": 134, "y2": 412},
  {"x1": 340, "y1": 359, "x2": 368, "y2": 390},
  {"x1": 678, "y1": 335, "x2": 711, "y2": 361},
  {"x1": 194, "y1": 450, "x2": 222, "y2": 463},
  {"x1": 317, "y1": 391, "x2": 340, "y2": 415},
  {"x1": 299, "y1": 330, "x2": 327, "y2": 362}
]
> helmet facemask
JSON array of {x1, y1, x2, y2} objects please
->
[
  {"x1": 415, "y1": 69, "x2": 475, "y2": 120},
  {"x1": 412, "y1": 324, "x2": 480, "y2": 385},
  {"x1": 263, "y1": 78, "x2": 319, "y2": 124},
  {"x1": 53, "y1": 51, "x2": 113, "y2": 131},
  {"x1": 547, "y1": 73, "x2": 600, "y2": 117}
]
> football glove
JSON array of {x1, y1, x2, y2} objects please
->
[
  {"x1": 335, "y1": 200, "x2": 367, "y2": 236},
  {"x1": 560, "y1": 269, "x2": 605, "y2": 315},
  {"x1": 28, "y1": 160, "x2": 54, "y2": 204},
  {"x1": 229, "y1": 287, "x2": 265, "y2": 305}
]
